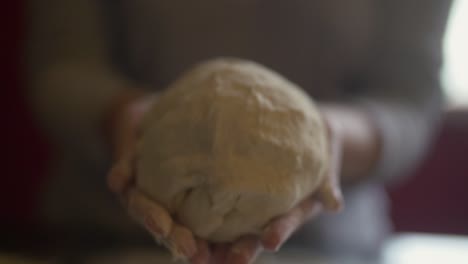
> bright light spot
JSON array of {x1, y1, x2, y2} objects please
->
[
  {"x1": 442, "y1": 0, "x2": 468, "y2": 106},
  {"x1": 382, "y1": 234, "x2": 468, "y2": 264}
]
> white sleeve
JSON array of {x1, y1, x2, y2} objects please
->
[{"x1": 356, "y1": 0, "x2": 452, "y2": 183}]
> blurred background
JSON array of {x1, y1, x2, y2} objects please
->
[{"x1": 1, "y1": 0, "x2": 467, "y2": 263}]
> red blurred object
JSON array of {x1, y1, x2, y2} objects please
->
[
  {"x1": 1, "y1": 0, "x2": 50, "y2": 225},
  {"x1": 388, "y1": 109, "x2": 468, "y2": 235}
]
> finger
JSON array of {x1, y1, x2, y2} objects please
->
[
  {"x1": 113, "y1": 119, "x2": 137, "y2": 164},
  {"x1": 132, "y1": 94, "x2": 159, "y2": 136},
  {"x1": 318, "y1": 115, "x2": 344, "y2": 212},
  {"x1": 107, "y1": 159, "x2": 133, "y2": 194},
  {"x1": 111, "y1": 96, "x2": 147, "y2": 161},
  {"x1": 114, "y1": 94, "x2": 156, "y2": 151},
  {"x1": 166, "y1": 224, "x2": 198, "y2": 260},
  {"x1": 190, "y1": 239, "x2": 211, "y2": 264},
  {"x1": 127, "y1": 188, "x2": 198, "y2": 260},
  {"x1": 126, "y1": 188, "x2": 173, "y2": 238},
  {"x1": 108, "y1": 96, "x2": 154, "y2": 193},
  {"x1": 317, "y1": 177, "x2": 343, "y2": 212},
  {"x1": 262, "y1": 199, "x2": 322, "y2": 251},
  {"x1": 226, "y1": 236, "x2": 263, "y2": 264},
  {"x1": 317, "y1": 154, "x2": 343, "y2": 211}
]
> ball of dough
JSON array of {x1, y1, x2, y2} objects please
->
[{"x1": 136, "y1": 58, "x2": 329, "y2": 242}]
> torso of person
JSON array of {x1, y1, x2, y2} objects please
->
[
  {"x1": 114, "y1": 0, "x2": 377, "y2": 100},
  {"x1": 69, "y1": 0, "x2": 389, "y2": 254}
]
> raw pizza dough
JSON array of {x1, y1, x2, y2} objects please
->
[{"x1": 136, "y1": 58, "x2": 329, "y2": 242}]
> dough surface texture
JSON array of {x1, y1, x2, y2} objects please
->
[{"x1": 137, "y1": 58, "x2": 329, "y2": 242}]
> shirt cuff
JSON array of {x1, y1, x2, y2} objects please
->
[{"x1": 356, "y1": 98, "x2": 438, "y2": 184}]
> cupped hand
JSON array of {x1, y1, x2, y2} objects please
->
[
  {"x1": 106, "y1": 92, "x2": 198, "y2": 260},
  {"x1": 190, "y1": 114, "x2": 345, "y2": 264}
]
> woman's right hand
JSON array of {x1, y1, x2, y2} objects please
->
[{"x1": 105, "y1": 92, "x2": 200, "y2": 261}]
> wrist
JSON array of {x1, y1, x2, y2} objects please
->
[{"x1": 319, "y1": 103, "x2": 382, "y2": 184}]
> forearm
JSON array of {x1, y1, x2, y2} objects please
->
[
  {"x1": 325, "y1": 0, "x2": 451, "y2": 185},
  {"x1": 321, "y1": 92, "x2": 443, "y2": 186},
  {"x1": 320, "y1": 104, "x2": 382, "y2": 185},
  {"x1": 103, "y1": 89, "x2": 156, "y2": 161}
]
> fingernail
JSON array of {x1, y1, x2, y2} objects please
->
[
  {"x1": 146, "y1": 207, "x2": 173, "y2": 237},
  {"x1": 261, "y1": 232, "x2": 281, "y2": 252},
  {"x1": 263, "y1": 221, "x2": 296, "y2": 252},
  {"x1": 170, "y1": 226, "x2": 198, "y2": 259},
  {"x1": 162, "y1": 238, "x2": 189, "y2": 261},
  {"x1": 271, "y1": 242, "x2": 283, "y2": 252},
  {"x1": 331, "y1": 189, "x2": 344, "y2": 211},
  {"x1": 144, "y1": 215, "x2": 163, "y2": 238},
  {"x1": 266, "y1": 238, "x2": 283, "y2": 252},
  {"x1": 179, "y1": 242, "x2": 197, "y2": 260},
  {"x1": 108, "y1": 162, "x2": 131, "y2": 193}
]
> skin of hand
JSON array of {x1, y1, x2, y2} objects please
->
[
  {"x1": 105, "y1": 92, "x2": 200, "y2": 259},
  {"x1": 104, "y1": 92, "x2": 379, "y2": 264},
  {"x1": 319, "y1": 104, "x2": 382, "y2": 185}
]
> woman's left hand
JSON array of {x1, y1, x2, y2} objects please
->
[{"x1": 190, "y1": 115, "x2": 344, "y2": 264}]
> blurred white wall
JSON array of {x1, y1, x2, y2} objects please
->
[{"x1": 442, "y1": 0, "x2": 468, "y2": 106}]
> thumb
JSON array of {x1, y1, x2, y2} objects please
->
[
  {"x1": 317, "y1": 176, "x2": 343, "y2": 212},
  {"x1": 318, "y1": 113, "x2": 344, "y2": 212}
]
